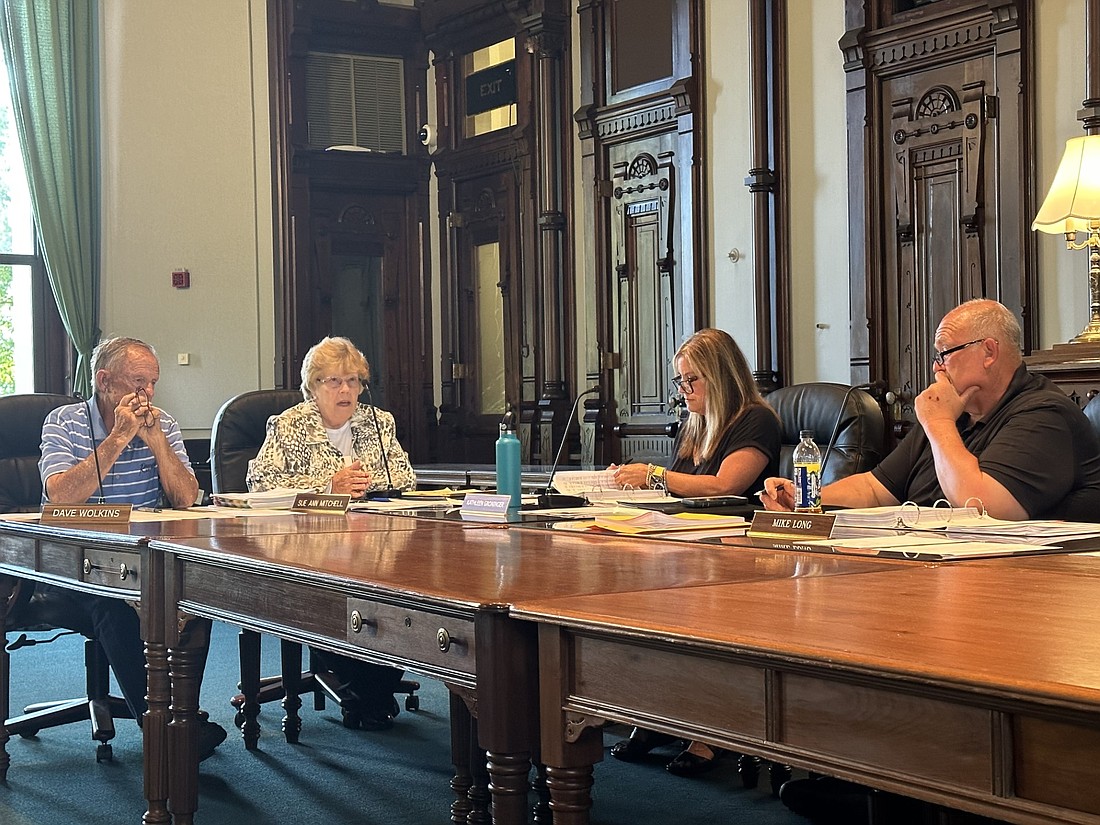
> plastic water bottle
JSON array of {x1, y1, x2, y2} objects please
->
[
  {"x1": 496, "y1": 413, "x2": 522, "y2": 512},
  {"x1": 792, "y1": 429, "x2": 822, "y2": 513}
]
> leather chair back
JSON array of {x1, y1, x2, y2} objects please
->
[
  {"x1": 1052, "y1": 397, "x2": 1100, "y2": 522},
  {"x1": 0, "y1": 393, "x2": 79, "y2": 513},
  {"x1": 209, "y1": 389, "x2": 302, "y2": 493},
  {"x1": 766, "y1": 382, "x2": 886, "y2": 486},
  {"x1": 1084, "y1": 396, "x2": 1100, "y2": 440},
  {"x1": 0, "y1": 393, "x2": 81, "y2": 626}
]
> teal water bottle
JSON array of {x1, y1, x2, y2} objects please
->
[{"x1": 496, "y1": 412, "x2": 522, "y2": 511}]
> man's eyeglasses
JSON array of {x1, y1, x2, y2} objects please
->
[
  {"x1": 932, "y1": 338, "x2": 985, "y2": 367},
  {"x1": 317, "y1": 376, "x2": 367, "y2": 391},
  {"x1": 672, "y1": 374, "x2": 700, "y2": 394}
]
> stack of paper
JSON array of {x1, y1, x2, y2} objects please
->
[
  {"x1": 832, "y1": 505, "x2": 982, "y2": 530},
  {"x1": 551, "y1": 469, "x2": 673, "y2": 504},
  {"x1": 211, "y1": 488, "x2": 304, "y2": 509},
  {"x1": 594, "y1": 510, "x2": 747, "y2": 535}
]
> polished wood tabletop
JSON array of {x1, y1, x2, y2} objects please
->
[
  {"x1": 148, "y1": 516, "x2": 908, "y2": 825},
  {"x1": 514, "y1": 558, "x2": 1100, "y2": 825}
]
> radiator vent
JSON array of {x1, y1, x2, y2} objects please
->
[{"x1": 305, "y1": 52, "x2": 406, "y2": 154}]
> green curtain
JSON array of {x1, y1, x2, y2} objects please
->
[{"x1": 0, "y1": 0, "x2": 99, "y2": 396}]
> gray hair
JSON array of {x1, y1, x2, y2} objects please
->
[{"x1": 91, "y1": 337, "x2": 157, "y2": 377}]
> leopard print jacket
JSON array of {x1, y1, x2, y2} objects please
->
[{"x1": 246, "y1": 400, "x2": 416, "y2": 493}]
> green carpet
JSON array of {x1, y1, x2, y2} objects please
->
[{"x1": 2, "y1": 620, "x2": 805, "y2": 824}]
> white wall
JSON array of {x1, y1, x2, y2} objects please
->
[
  {"x1": 706, "y1": 0, "x2": 850, "y2": 384},
  {"x1": 705, "y1": 2, "x2": 758, "y2": 359},
  {"x1": 99, "y1": 0, "x2": 274, "y2": 438},
  {"x1": 1034, "y1": 0, "x2": 1089, "y2": 346}
]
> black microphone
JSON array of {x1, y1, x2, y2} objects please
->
[
  {"x1": 362, "y1": 382, "x2": 402, "y2": 500},
  {"x1": 819, "y1": 380, "x2": 887, "y2": 479},
  {"x1": 77, "y1": 393, "x2": 108, "y2": 504},
  {"x1": 538, "y1": 386, "x2": 601, "y2": 509}
]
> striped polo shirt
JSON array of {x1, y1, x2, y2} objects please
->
[{"x1": 39, "y1": 398, "x2": 193, "y2": 508}]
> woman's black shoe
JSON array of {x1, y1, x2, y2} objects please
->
[
  {"x1": 666, "y1": 744, "x2": 724, "y2": 777},
  {"x1": 609, "y1": 728, "x2": 676, "y2": 761}
]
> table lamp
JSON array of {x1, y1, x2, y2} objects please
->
[{"x1": 1032, "y1": 134, "x2": 1100, "y2": 344}]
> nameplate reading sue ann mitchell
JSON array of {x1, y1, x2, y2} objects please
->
[
  {"x1": 460, "y1": 492, "x2": 514, "y2": 521},
  {"x1": 748, "y1": 510, "x2": 835, "y2": 539},
  {"x1": 292, "y1": 493, "x2": 351, "y2": 513},
  {"x1": 41, "y1": 503, "x2": 133, "y2": 524}
]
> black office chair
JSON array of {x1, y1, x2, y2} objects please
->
[
  {"x1": 1048, "y1": 396, "x2": 1100, "y2": 522},
  {"x1": 0, "y1": 393, "x2": 133, "y2": 764},
  {"x1": 766, "y1": 382, "x2": 886, "y2": 484},
  {"x1": 209, "y1": 390, "x2": 418, "y2": 742}
]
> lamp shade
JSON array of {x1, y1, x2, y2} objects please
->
[{"x1": 1033, "y1": 135, "x2": 1100, "y2": 234}]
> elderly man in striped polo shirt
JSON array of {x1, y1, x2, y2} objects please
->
[{"x1": 38, "y1": 336, "x2": 225, "y2": 759}]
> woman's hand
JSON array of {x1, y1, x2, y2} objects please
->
[
  {"x1": 612, "y1": 462, "x2": 651, "y2": 490},
  {"x1": 331, "y1": 461, "x2": 372, "y2": 498}
]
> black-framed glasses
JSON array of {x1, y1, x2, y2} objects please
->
[
  {"x1": 932, "y1": 338, "x2": 985, "y2": 367},
  {"x1": 317, "y1": 376, "x2": 367, "y2": 391},
  {"x1": 671, "y1": 374, "x2": 700, "y2": 394}
]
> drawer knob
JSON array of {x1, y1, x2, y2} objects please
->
[
  {"x1": 349, "y1": 610, "x2": 376, "y2": 634},
  {"x1": 437, "y1": 627, "x2": 451, "y2": 653}
]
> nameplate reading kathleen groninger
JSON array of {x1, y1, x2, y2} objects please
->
[
  {"x1": 292, "y1": 493, "x2": 351, "y2": 513},
  {"x1": 460, "y1": 492, "x2": 514, "y2": 520},
  {"x1": 41, "y1": 503, "x2": 133, "y2": 524},
  {"x1": 748, "y1": 510, "x2": 835, "y2": 539}
]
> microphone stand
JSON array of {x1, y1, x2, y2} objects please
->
[
  {"x1": 362, "y1": 382, "x2": 402, "y2": 499},
  {"x1": 538, "y1": 386, "x2": 601, "y2": 509},
  {"x1": 819, "y1": 380, "x2": 886, "y2": 479},
  {"x1": 79, "y1": 394, "x2": 108, "y2": 504}
]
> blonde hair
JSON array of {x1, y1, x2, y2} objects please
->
[
  {"x1": 674, "y1": 328, "x2": 773, "y2": 463},
  {"x1": 300, "y1": 337, "x2": 371, "y2": 400}
]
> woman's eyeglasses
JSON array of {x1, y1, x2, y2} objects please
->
[
  {"x1": 671, "y1": 374, "x2": 699, "y2": 394},
  {"x1": 317, "y1": 376, "x2": 367, "y2": 391}
]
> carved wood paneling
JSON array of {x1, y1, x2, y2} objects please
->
[
  {"x1": 576, "y1": 0, "x2": 705, "y2": 466},
  {"x1": 844, "y1": 0, "x2": 1035, "y2": 442}
]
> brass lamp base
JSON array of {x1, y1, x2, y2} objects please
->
[{"x1": 1070, "y1": 319, "x2": 1100, "y2": 344}]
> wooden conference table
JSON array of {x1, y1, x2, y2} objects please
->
[
  {"x1": 513, "y1": 552, "x2": 1100, "y2": 825},
  {"x1": 149, "y1": 513, "x2": 900, "y2": 825},
  {"x1": 10, "y1": 508, "x2": 1100, "y2": 825}
]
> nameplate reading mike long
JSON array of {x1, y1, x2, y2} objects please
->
[
  {"x1": 292, "y1": 493, "x2": 351, "y2": 513},
  {"x1": 748, "y1": 510, "x2": 834, "y2": 539},
  {"x1": 41, "y1": 503, "x2": 134, "y2": 524}
]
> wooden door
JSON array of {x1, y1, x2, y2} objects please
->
[{"x1": 844, "y1": 1, "x2": 1036, "y2": 443}]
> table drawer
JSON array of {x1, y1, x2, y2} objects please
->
[
  {"x1": 345, "y1": 597, "x2": 476, "y2": 675},
  {"x1": 82, "y1": 546, "x2": 141, "y2": 592}
]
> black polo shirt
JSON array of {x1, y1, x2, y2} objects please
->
[{"x1": 871, "y1": 365, "x2": 1100, "y2": 518}]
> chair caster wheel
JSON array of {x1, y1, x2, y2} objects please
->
[
  {"x1": 233, "y1": 710, "x2": 245, "y2": 729},
  {"x1": 341, "y1": 710, "x2": 361, "y2": 729},
  {"x1": 738, "y1": 753, "x2": 760, "y2": 789},
  {"x1": 96, "y1": 742, "x2": 113, "y2": 762},
  {"x1": 405, "y1": 694, "x2": 419, "y2": 712},
  {"x1": 769, "y1": 763, "x2": 791, "y2": 797},
  {"x1": 18, "y1": 729, "x2": 39, "y2": 739}
]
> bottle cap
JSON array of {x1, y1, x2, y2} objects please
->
[{"x1": 799, "y1": 429, "x2": 814, "y2": 439}]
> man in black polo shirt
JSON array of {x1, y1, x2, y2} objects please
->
[
  {"x1": 762, "y1": 298, "x2": 1100, "y2": 520},
  {"x1": 760, "y1": 298, "x2": 1100, "y2": 824}
]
